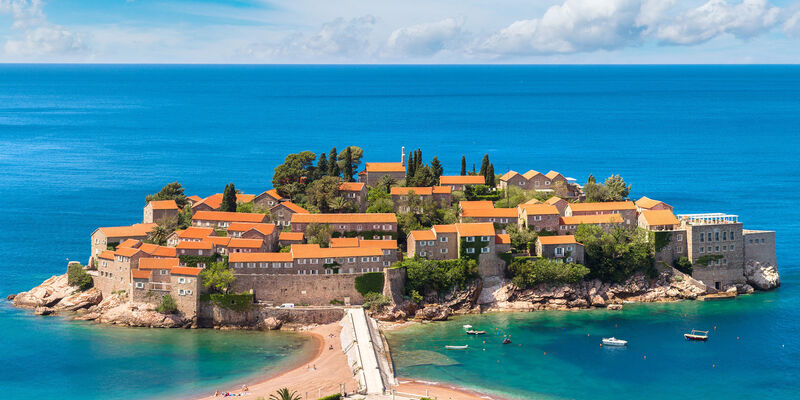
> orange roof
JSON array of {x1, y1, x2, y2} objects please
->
[
  {"x1": 524, "y1": 198, "x2": 542, "y2": 205},
  {"x1": 237, "y1": 194, "x2": 256, "y2": 203},
  {"x1": 118, "y1": 239, "x2": 141, "y2": 248},
  {"x1": 193, "y1": 211, "x2": 268, "y2": 223},
  {"x1": 545, "y1": 197, "x2": 565, "y2": 205},
  {"x1": 635, "y1": 196, "x2": 670, "y2": 210},
  {"x1": 433, "y1": 224, "x2": 458, "y2": 233},
  {"x1": 339, "y1": 182, "x2": 365, "y2": 191},
  {"x1": 97, "y1": 250, "x2": 115, "y2": 260},
  {"x1": 461, "y1": 207, "x2": 518, "y2": 218},
  {"x1": 279, "y1": 232, "x2": 304, "y2": 241},
  {"x1": 495, "y1": 233, "x2": 511, "y2": 244},
  {"x1": 330, "y1": 237, "x2": 360, "y2": 248},
  {"x1": 358, "y1": 239, "x2": 397, "y2": 249},
  {"x1": 545, "y1": 171, "x2": 563, "y2": 180},
  {"x1": 499, "y1": 170, "x2": 520, "y2": 181},
  {"x1": 187, "y1": 195, "x2": 203, "y2": 203},
  {"x1": 519, "y1": 204, "x2": 560, "y2": 215},
  {"x1": 455, "y1": 223, "x2": 496, "y2": 237},
  {"x1": 148, "y1": 200, "x2": 179, "y2": 210},
  {"x1": 115, "y1": 247, "x2": 142, "y2": 257},
  {"x1": 391, "y1": 186, "x2": 433, "y2": 196},
  {"x1": 151, "y1": 246, "x2": 177, "y2": 257},
  {"x1": 264, "y1": 189, "x2": 283, "y2": 200},
  {"x1": 432, "y1": 186, "x2": 451, "y2": 194},
  {"x1": 290, "y1": 243, "x2": 383, "y2": 258},
  {"x1": 440, "y1": 175, "x2": 485, "y2": 185},
  {"x1": 178, "y1": 227, "x2": 215, "y2": 239},
  {"x1": 409, "y1": 230, "x2": 436, "y2": 241},
  {"x1": 538, "y1": 235, "x2": 579, "y2": 245},
  {"x1": 207, "y1": 236, "x2": 231, "y2": 246},
  {"x1": 196, "y1": 193, "x2": 256, "y2": 209},
  {"x1": 227, "y1": 222, "x2": 261, "y2": 232},
  {"x1": 560, "y1": 214, "x2": 624, "y2": 225},
  {"x1": 97, "y1": 223, "x2": 157, "y2": 239},
  {"x1": 229, "y1": 252, "x2": 292, "y2": 263},
  {"x1": 138, "y1": 243, "x2": 159, "y2": 254},
  {"x1": 171, "y1": 266, "x2": 202, "y2": 276},
  {"x1": 523, "y1": 170, "x2": 543, "y2": 180},
  {"x1": 248, "y1": 224, "x2": 277, "y2": 236},
  {"x1": 641, "y1": 210, "x2": 680, "y2": 227},
  {"x1": 176, "y1": 240, "x2": 214, "y2": 250},
  {"x1": 228, "y1": 238, "x2": 264, "y2": 249},
  {"x1": 291, "y1": 213, "x2": 397, "y2": 224},
  {"x1": 132, "y1": 270, "x2": 151, "y2": 279},
  {"x1": 460, "y1": 200, "x2": 494, "y2": 210},
  {"x1": 365, "y1": 162, "x2": 405, "y2": 173},
  {"x1": 138, "y1": 257, "x2": 180, "y2": 270},
  {"x1": 278, "y1": 201, "x2": 309, "y2": 214},
  {"x1": 568, "y1": 201, "x2": 636, "y2": 212}
]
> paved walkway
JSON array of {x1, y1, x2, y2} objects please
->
[{"x1": 346, "y1": 307, "x2": 386, "y2": 395}]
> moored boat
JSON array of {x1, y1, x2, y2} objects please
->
[
  {"x1": 601, "y1": 337, "x2": 628, "y2": 346},
  {"x1": 445, "y1": 345, "x2": 469, "y2": 350},
  {"x1": 684, "y1": 329, "x2": 709, "y2": 341},
  {"x1": 466, "y1": 330, "x2": 486, "y2": 335}
]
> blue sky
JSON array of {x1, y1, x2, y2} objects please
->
[{"x1": 1, "y1": 0, "x2": 799, "y2": 63}]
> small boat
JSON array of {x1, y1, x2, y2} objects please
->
[
  {"x1": 502, "y1": 338, "x2": 512, "y2": 344},
  {"x1": 466, "y1": 330, "x2": 486, "y2": 335},
  {"x1": 602, "y1": 337, "x2": 628, "y2": 346},
  {"x1": 684, "y1": 329, "x2": 709, "y2": 341},
  {"x1": 445, "y1": 345, "x2": 469, "y2": 350},
  {"x1": 463, "y1": 324, "x2": 473, "y2": 330}
]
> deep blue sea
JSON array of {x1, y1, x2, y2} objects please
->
[{"x1": 1, "y1": 65, "x2": 799, "y2": 399}]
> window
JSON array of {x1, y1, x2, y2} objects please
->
[
  {"x1": 730, "y1": 231, "x2": 735, "y2": 240},
  {"x1": 545, "y1": 181, "x2": 551, "y2": 185},
  {"x1": 707, "y1": 233, "x2": 712, "y2": 242},
  {"x1": 427, "y1": 241, "x2": 435, "y2": 246},
  {"x1": 466, "y1": 248, "x2": 475, "y2": 254},
  {"x1": 466, "y1": 237, "x2": 475, "y2": 242},
  {"x1": 722, "y1": 232, "x2": 727, "y2": 240},
  {"x1": 707, "y1": 246, "x2": 712, "y2": 252},
  {"x1": 533, "y1": 215, "x2": 542, "y2": 221},
  {"x1": 722, "y1": 245, "x2": 727, "y2": 251},
  {"x1": 347, "y1": 257, "x2": 355, "y2": 263},
  {"x1": 481, "y1": 236, "x2": 490, "y2": 242},
  {"x1": 700, "y1": 234, "x2": 704, "y2": 243},
  {"x1": 186, "y1": 290, "x2": 192, "y2": 295},
  {"x1": 730, "y1": 244, "x2": 735, "y2": 251},
  {"x1": 371, "y1": 257, "x2": 379, "y2": 262},
  {"x1": 761, "y1": 238, "x2": 765, "y2": 243},
  {"x1": 198, "y1": 250, "x2": 204, "y2": 255},
  {"x1": 480, "y1": 247, "x2": 490, "y2": 254},
  {"x1": 178, "y1": 277, "x2": 186, "y2": 284},
  {"x1": 178, "y1": 289, "x2": 185, "y2": 295},
  {"x1": 310, "y1": 259, "x2": 319, "y2": 264},
  {"x1": 135, "y1": 282, "x2": 144, "y2": 289},
  {"x1": 567, "y1": 257, "x2": 574, "y2": 263},
  {"x1": 160, "y1": 270, "x2": 168, "y2": 275},
  {"x1": 420, "y1": 251, "x2": 426, "y2": 257},
  {"x1": 325, "y1": 258, "x2": 333, "y2": 263},
  {"x1": 677, "y1": 234, "x2": 683, "y2": 241},
  {"x1": 555, "y1": 247, "x2": 564, "y2": 256},
  {"x1": 362, "y1": 257, "x2": 369, "y2": 262},
  {"x1": 715, "y1": 246, "x2": 720, "y2": 252},
  {"x1": 722, "y1": 259, "x2": 727, "y2": 265},
  {"x1": 419, "y1": 241, "x2": 426, "y2": 247},
  {"x1": 272, "y1": 263, "x2": 281, "y2": 268},
  {"x1": 441, "y1": 248, "x2": 448, "y2": 253},
  {"x1": 285, "y1": 263, "x2": 292, "y2": 268},
  {"x1": 440, "y1": 237, "x2": 448, "y2": 242},
  {"x1": 715, "y1": 231, "x2": 720, "y2": 241}
]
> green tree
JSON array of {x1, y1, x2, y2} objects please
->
[
  {"x1": 145, "y1": 182, "x2": 188, "y2": 208},
  {"x1": 305, "y1": 176, "x2": 342, "y2": 213},
  {"x1": 376, "y1": 174, "x2": 397, "y2": 193},
  {"x1": 327, "y1": 147, "x2": 340, "y2": 177},
  {"x1": 584, "y1": 180, "x2": 610, "y2": 202},
  {"x1": 146, "y1": 216, "x2": 177, "y2": 245},
  {"x1": 508, "y1": 258, "x2": 590, "y2": 288},
  {"x1": 460, "y1": 155, "x2": 467, "y2": 176},
  {"x1": 406, "y1": 151, "x2": 416, "y2": 181},
  {"x1": 177, "y1": 205, "x2": 193, "y2": 230},
  {"x1": 430, "y1": 156, "x2": 443, "y2": 182},
  {"x1": 272, "y1": 151, "x2": 317, "y2": 198},
  {"x1": 574, "y1": 225, "x2": 655, "y2": 282},
  {"x1": 316, "y1": 152, "x2": 328, "y2": 180},
  {"x1": 337, "y1": 146, "x2": 363, "y2": 174},
  {"x1": 341, "y1": 146, "x2": 355, "y2": 182},
  {"x1": 305, "y1": 223, "x2": 333, "y2": 247},
  {"x1": 587, "y1": 174, "x2": 596, "y2": 184},
  {"x1": 604, "y1": 174, "x2": 631, "y2": 201},
  {"x1": 157, "y1": 294, "x2": 178, "y2": 314},
  {"x1": 401, "y1": 258, "x2": 479, "y2": 296},
  {"x1": 479, "y1": 154, "x2": 490, "y2": 178},
  {"x1": 486, "y1": 163, "x2": 496, "y2": 187},
  {"x1": 329, "y1": 196, "x2": 354, "y2": 213},
  {"x1": 269, "y1": 388, "x2": 301, "y2": 400},
  {"x1": 200, "y1": 261, "x2": 235, "y2": 294},
  {"x1": 67, "y1": 263, "x2": 93, "y2": 291},
  {"x1": 506, "y1": 223, "x2": 538, "y2": 253},
  {"x1": 221, "y1": 183, "x2": 237, "y2": 212},
  {"x1": 410, "y1": 165, "x2": 436, "y2": 187},
  {"x1": 366, "y1": 187, "x2": 394, "y2": 213}
]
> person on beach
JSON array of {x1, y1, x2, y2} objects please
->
[{"x1": 214, "y1": 390, "x2": 219, "y2": 397}]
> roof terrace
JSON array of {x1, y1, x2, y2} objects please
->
[{"x1": 678, "y1": 213, "x2": 739, "y2": 225}]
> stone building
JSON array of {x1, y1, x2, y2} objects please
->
[
  {"x1": 270, "y1": 201, "x2": 308, "y2": 227},
  {"x1": 339, "y1": 182, "x2": 368, "y2": 212},
  {"x1": 192, "y1": 211, "x2": 269, "y2": 229},
  {"x1": 407, "y1": 222, "x2": 499, "y2": 260},
  {"x1": 390, "y1": 186, "x2": 452, "y2": 213},
  {"x1": 558, "y1": 214, "x2": 624, "y2": 235},
  {"x1": 635, "y1": 196, "x2": 673, "y2": 212},
  {"x1": 191, "y1": 193, "x2": 256, "y2": 212},
  {"x1": 518, "y1": 203, "x2": 560, "y2": 232},
  {"x1": 143, "y1": 200, "x2": 180, "y2": 224},
  {"x1": 680, "y1": 213, "x2": 745, "y2": 290},
  {"x1": 253, "y1": 189, "x2": 284, "y2": 210},
  {"x1": 638, "y1": 209, "x2": 680, "y2": 231},
  {"x1": 565, "y1": 201, "x2": 637, "y2": 226},
  {"x1": 358, "y1": 162, "x2": 406, "y2": 186},
  {"x1": 90, "y1": 223, "x2": 157, "y2": 259},
  {"x1": 439, "y1": 175, "x2": 485, "y2": 191},
  {"x1": 545, "y1": 196, "x2": 569, "y2": 215},
  {"x1": 290, "y1": 213, "x2": 398, "y2": 240},
  {"x1": 460, "y1": 206, "x2": 518, "y2": 229},
  {"x1": 228, "y1": 242, "x2": 393, "y2": 275},
  {"x1": 535, "y1": 235, "x2": 585, "y2": 264}
]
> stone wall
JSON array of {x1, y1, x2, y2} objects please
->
[
  {"x1": 743, "y1": 230, "x2": 777, "y2": 267},
  {"x1": 232, "y1": 273, "x2": 365, "y2": 305},
  {"x1": 478, "y1": 252, "x2": 505, "y2": 279},
  {"x1": 383, "y1": 268, "x2": 406, "y2": 305},
  {"x1": 197, "y1": 303, "x2": 345, "y2": 328},
  {"x1": 131, "y1": 286, "x2": 167, "y2": 305}
]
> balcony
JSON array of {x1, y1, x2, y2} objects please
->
[{"x1": 149, "y1": 282, "x2": 171, "y2": 291}]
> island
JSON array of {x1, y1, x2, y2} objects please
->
[{"x1": 11, "y1": 145, "x2": 780, "y2": 399}]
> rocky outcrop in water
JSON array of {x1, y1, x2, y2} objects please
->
[{"x1": 744, "y1": 261, "x2": 780, "y2": 290}]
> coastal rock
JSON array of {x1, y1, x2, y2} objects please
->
[
  {"x1": 734, "y1": 284, "x2": 755, "y2": 294},
  {"x1": 97, "y1": 302, "x2": 189, "y2": 328},
  {"x1": 744, "y1": 261, "x2": 780, "y2": 290},
  {"x1": 13, "y1": 274, "x2": 74, "y2": 308},
  {"x1": 590, "y1": 295, "x2": 606, "y2": 307},
  {"x1": 373, "y1": 305, "x2": 407, "y2": 322},
  {"x1": 607, "y1": 304, "x2": 623, "y2": 311},
  {"x1": 34, "y1": 306, "x2": 56, "y2": 316},
  {"x1": 262, "y1": 317, "x2": 283, "y2": 330},
  {"x1": 55, "y1": 288, "x2": 102, "y2": 311},
  {"x1": 416, "y1": 305, "x2": 451, "y2": 321},
  {"x1": 6, "y1": 294, "x2": 15, "y2": 301}
]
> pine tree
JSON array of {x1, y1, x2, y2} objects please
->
[
  {"x1": 460, "y1": 156, "x2": 467, "y2": 176},
  {"x1": 479, "y1": 154, "x2": 490, "y2": 178},
  {"x1": 486, "y1": 163, "x2": 496, "y2": 187},
  {"x1": 317, "y1": 152, "x2": 328, "y2": 180},
  {"x1": 328, "y1": 147, "x2": 339, "y2": 177},
  {"x1": 342, "y1": 147, "x2": 354, "y2": 182},
  {"x1": 221, "y1": 183, "x2": 237, "y2": 212},
  {"x1": 430, "y1": 156, "x2": 443, "y2": 182}
]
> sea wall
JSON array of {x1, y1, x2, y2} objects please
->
[
  {"x1": 198, "y1": 304, "x2": 346, "y2": 329},
  {"x1": 383, "y1": 268, "x2": 406, "y2": 305},
  {"x1": 232, "y1": 273, "x2": 365, "y2": 306}
]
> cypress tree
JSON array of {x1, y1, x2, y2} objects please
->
[
  {"x1": 460, "y1": 156, "x2": 467, "y2": 176},
  {"x1": 479, "y1": 154, "x2": 490, "y2": 178},
  {"x1": 328, "y1": 147, "x2": 339, "y2": 177},
  {"x1": 343, "y1": 147, "x2": 354, "y2": 182},
  {"x1": 407, "y1": 151, "x2": 416, "y2": 182},
  {"x1": 221, "y1": 183, "x2": 237, "y2": 212},
  {"x1": 416, "y1": 149, "x2": 423, "y2": 170},
  {"x1": 317, "y1": 152, "x2": 328, "y2": 180},
  {"x1": 472, "y1": 163, "x2": 476, "y2": 175},
  {"x1": 587, "y1": 173, "x2": 596, "y2": 184},
  {"x1": 486, "y1": 163, "x2": 496, "y2": 187},
  {"x1": 430, "y1": 156, "x2": 443, "y2": 182}
]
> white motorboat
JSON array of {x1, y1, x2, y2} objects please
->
[
  {"x1": 463, "y1": 324, "x2": 473, "y2": 330},
  {"x1": 445, "y1": 345, "x2": 469, "y2": 350},
  {"x1": 602, "y1": 337, "x2": 628, "y2": 346}
]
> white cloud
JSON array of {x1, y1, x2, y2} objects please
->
[
  {"x1": 386, "y1": 18, "x2": 464, "y2": 57},
  {"x1": 782, "y1": 9, "x2": 800, "y2": 38},
  {"x1": 479, "y1": 0, "x2": 645, "y2": 56},
  {"x1": 0, "y1": 0, "x2": 87, "y2": 59},
  {"x1": 654, "y1": 0, "x2": 780, "y2": 45}
]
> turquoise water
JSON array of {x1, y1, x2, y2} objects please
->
[{"x1": 1, "y1": 65, "x2": 798, "y2": 398}]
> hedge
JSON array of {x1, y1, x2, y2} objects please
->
[
  {"x1": 179, "y1": 254, "x2": 219, "y2": 267},
  {"x1": 317, "y1": 394, "x2": 341, "y2": 400},
  {"x1": 200, "y1": 293, "x2": 253, "y2": 312},
  {"x1": 354, "y1": 272, "x2": 384, "y2": 296},
  {"x1": 331, "y1": 230, "x2": 398, "y2": 240}
]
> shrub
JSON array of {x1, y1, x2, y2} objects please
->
[
  {"x1": 362, "y1": 292, "x2": 391, "y2": 311},
  {"x1": 201, "y1": 293, "x2": 253, "y2": 312},
  {"x1": 400, "y1": 258, "x2": 479, "y2": 297},
  {"x1": 317, "y1": 394, "x2": 341, "y2": 400},
  {"x1": 508, "y1": 258, "x2": 590, "y2": 288},
  {"x1": 574, "y1": 225, "x2": 655, "y2": 282},
  {"x1": 409, "y1": 289, "x2": 423, "y2": 304},
  {"x1": 157, "y1": 294, "x2": 178, "y2": 314},
  {"x1": 354, "y1": 272, "x2": 384, "y2": 296},
  {"x1": 67, "y1": 263, "x2": 93, "y2": 291},
  {"x1": 674, "y1": 256, "x2": 693, "y2": 275},
  {"x1": 329, "y1": 299, "x2": 344, "y2": 305}
]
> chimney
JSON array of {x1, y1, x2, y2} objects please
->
[{"x1": 401, "y1": 146, "x2": 406, "y2": 166}]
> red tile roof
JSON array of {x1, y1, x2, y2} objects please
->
[
  {"x1": 151, "y1": 246, "x2": 177, "y2": 257},
  {"x1": 461, "y1": 207, "x2": 518, "y2": 218},
  {"x1": 459, "y1": 200, "x2": 494, "y2": 210},
  {"x1": 193, "y1": 211, "x2": 269, "y2": 223},
  {"x1": 118, "y1": 239, "x2": 141, "y2": 248},
  {"x1": 560, "y1": 214, "x2": 624, "y2": 225},
  {"x1": 409, "y1": 230, "x2": 436, "y2": 241},
  {"x1": 179, "y1": 227, "x2": 215, "y2": 239},
  {"x1": 206, "y1": 236, "x2": 231, "y2": 246},
  {"x1": 97, "y1": 250, "x2": 115, "y2": 260},
  {"x1": 291, "y1": 213, "x2": 397, "y2": 224},
  {"x1": 433, "y1": 224, "x2": 458, "y2": 233},
  {"x1": 228, "y1": 238, "x2": 264, "y2": 249},
  {"x1": 278, "y1": 201, "x2": 309, "y2": 214},
  {"x1": 519, "y1": 204, "x2": 560, "y2": 215},
  {"x1": 279, "y1": 232, "x2": 304, "y2": 241},
  {"x1": 455, "y1": 223, "x2": 496, "y2": 237},
  {"x1": 635, "y1": 196, "x2": 670, "y2": 210},
  {"x1": 138, "y1": 257, "x2": 180, "y2": 270},
  {"x1": 171, "y1": 266, "x2": 202, "y2": 276},
  {"x1": 196, "y1": 193, "x2": 256, "y2": 209},
  {"x1": 545, "y1": 197, "x2": 565, "y2": 205},
  {"x1": 568, "y1": 201, "x2": 636, "y2": 212},
  {"x1": 290, "y1": 244, "x2": 383, "y2": 258},
  {"x1": 115, "y1": 247, "x2": 142, "y2": 257},
  {"x1": 365, "y1": 162, "x2": 405, "y2": 173},
  {"x1": 339, "y1": 182, "x2": 365, "y2": 191},
  {"x1": 523, "y1": 170, "x2": 543, "y2": 180},
  {"x1": 545, "y1": 171, "x2": 563, "y2": 180},
  {"x1": 538, "y1": 235, "x2": 579, "y2": 245},
  {"x1": 391, "y1": 186, "x2": 433, "y2": 196},
  {"x1": 229, "y1": 252, "x2": 292, "y2": 263},
  {"x1": 187, "y1": 195, "x2": 203, "y2": 203},
  {"x1": 495, "y1": 233, "x2": 511, "y2": 244},
  {"x1": 499, "y1": 171, "x2": 520, "y2": 181},
  {"x1": 641, "y1": 210, "x2": 680, "y2": 226},
  {"x1": 357, "y1": 239, "x2": 397, "y2": 249},
  {"x1": 97, "y1": 223, "x2": 157, "y2": 239},
  {"x1": 329, "y1": 237, "x2": 360, "y2": 248},
  {"x1": 148, "y1": 200, "x2": 179, "y2": 210},
  {"x1": 132, "y1": 270, "x2": 151, "y2": 279},
  {"x1": 440, "y1": 175, "x2": 485, "y2": 185},
  {"x1": 138, "y1": 243, "x2": 160, "y2": 254},
  {"x1": 176, "y1": 240, "x2": 214, "y2": 250}
]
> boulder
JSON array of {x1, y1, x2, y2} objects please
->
[
  {"x1": 262, "y1": 317, "x2": 283, "y2": 330},
  {"x1": 55, "y1": 288, "x2": 103, "y2": 311},
  {"x1": 415, "y1": 305, "x2": 450, "y2": 321},
  {"x1": 590, "y1": 295, "x2": 606, "y2": 307},
  {"x1": 6, "y1": 294, "x2": 15, "y2": 301},
  {"x1": 744, "y1": 261, "x2": 780, "y2": 290},
  {"x1": 607, "y1": 304, "x2": 623, "y2": 311},
  {"x1": 34, "y1": 306, "x2": 56, "y2": 316},
  {"x1": 13, "y1": 274, "x2": 73, "y2": 308}
]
